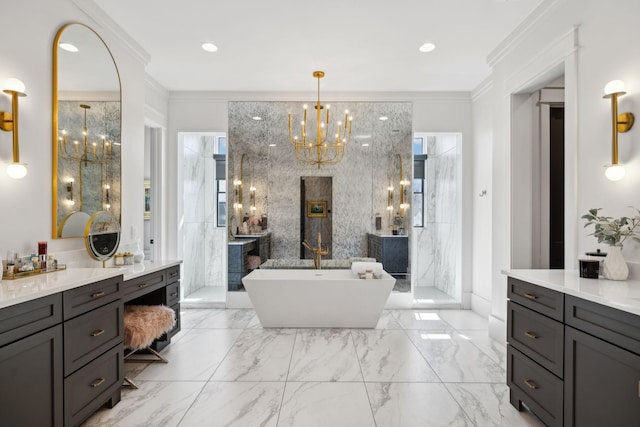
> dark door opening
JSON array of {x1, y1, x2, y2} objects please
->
[{"x1": 549, "y1": 107, "x2": 564, "y2": 268}]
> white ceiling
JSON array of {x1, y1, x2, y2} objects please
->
[{"x1": 93, "y1": 0, "x2": 543, "y2": 93}]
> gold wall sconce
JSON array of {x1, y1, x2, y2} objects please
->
[
  {"x1": 387, "y1": 185, "x2": 394, "y2": 213},
  {"x1": 249, "y1": 185, "x2": 257, "y2": 212},
  {"x1": 233, "y1": 179, "x2": 243, "y2": 210},
  {"x1": 603, "y1": 80, "x2": 634, "y2": 181},
  {"x1": 0, "y1": 78, "x2": 28, "y2": 179},
  {"x1": 398, "y1": 154, "x2": 410, "y2": 210}
]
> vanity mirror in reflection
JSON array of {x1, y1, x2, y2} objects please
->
[
  {"x1": 85, "y1": 210, "x2": 121, "y2": 265},
  {"x1": 52, "y1": 23, "x2": 121, "y2": 238}
]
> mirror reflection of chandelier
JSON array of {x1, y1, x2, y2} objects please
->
[
  {"x1": 288, "y1": 71, "x2": 353, "y2": 168},
  {"x1": 58, "y1": 103, "x2": 115, "y2": 164}
]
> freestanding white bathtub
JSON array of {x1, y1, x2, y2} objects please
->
[{"x1": 242, "y1": 268, "x2": 395, "y2": 328}]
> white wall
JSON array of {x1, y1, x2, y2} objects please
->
[
  {"x1": 470, "y1": 81, "x2": 493, "y2": 318},
  {"x1": 0, "y1": 0, "x2": 147, "y2": 264},
  {"x1": 480, "y1": 0, "x2": 640, "y2": 340}
]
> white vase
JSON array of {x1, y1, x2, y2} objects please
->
[
  {"x1": 133, "y1": 239, "x2": 145, "y2": 264},
  {"x1": 602, "y1": 245, "x2": 629, "y2": 280}
]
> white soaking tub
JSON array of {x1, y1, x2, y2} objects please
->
[{"x1": 242, "y1": 268, "x2": 395, "y2": 328}]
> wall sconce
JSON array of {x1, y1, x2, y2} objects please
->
[
  {"x1": 249, "y1": 185, "x2": 257, "y2": 212},
  {"x1": 66, "y1": 178, "x2": 75, "y2": 205},
  {"x1": 233, "y1": 179, "x2": 243, "y2": 209},
  {"x1": 603, "y1": 80, "x2": 634, "y2": 181},
  {"x1": 387, "y1": 186, "x2": 394, "y2": 212},
  {"x1": 0, "y1": 78, "x2": 28, "y2": 179}
]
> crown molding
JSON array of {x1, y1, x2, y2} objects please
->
[
  {"x1": 168, "y1": 91, "x2": 472, "y2": 103},
  {"x1": 71, "y1": 0, "x2": 150, "y2": 67},
  {"x1": 487, "y1": 0, "x2": 562, "y2": 68},
  {"x1": 471, "y1": 76, "x2": 493, "y2": 102}
]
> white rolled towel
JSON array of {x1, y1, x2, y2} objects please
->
[{"x1": 351, "y1": 261, "x2": 384, "y2": 276}]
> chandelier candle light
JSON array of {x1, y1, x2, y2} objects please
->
[{"x1": 288, "y1": 71, "x2": 353, "y2": 168}]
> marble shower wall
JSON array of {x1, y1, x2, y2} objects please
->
[
  {"x1": 182, "y1": 134, "x2": 226, "y2": 297},
  {"x1": 416, "y1": 135, "x2": 458, "y2": 297},
  {"x1": 228, "y1": 102, "x2": 412, "y2": 261}
]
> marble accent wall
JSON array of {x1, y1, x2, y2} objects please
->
[
  {"x1": 228, "y1": 102, "x2": 412, "y2": 263},
  {"x1": 182, "y1": 134, "x2": 226, "y2": 297},
  {"x1": 415, "y1": 135, "x2": 458, "y2": 297}
]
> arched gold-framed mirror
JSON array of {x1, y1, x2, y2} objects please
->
[{"x1": 52, "y1": 23, "x2": 122, "y2": 238}]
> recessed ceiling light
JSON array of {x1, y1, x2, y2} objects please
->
[
  {"x1": 252, "y1": 116, "x2": 262, "y2": 121},
  {"x1": 361, "y1": 143, "x2": 370, "y2": 147},
  {"x1": 419, "y1": 42, "x2": 436, "y2": 53},
  {"x1": 201, "y1": 42, "x2": 218, "y2": 52},
  {"x1": 269, "y1": 143, "x2": 277, "y2": 147},
  {"x1": 379, "y1": 116, "x2": 388, "y2": 121},
  {"x1": 59, "y1": 42, "x2": 79, "y2": 52}
]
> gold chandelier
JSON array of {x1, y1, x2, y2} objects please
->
[
  {"x1": 288, "y1": 71, "x2": 353, "y2": 168},
  {"x1": 58, "y1": 104, "x2": 115, "y2": 164}
]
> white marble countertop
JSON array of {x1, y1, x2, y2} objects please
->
[
  {"x1": 228, "y1": 240, "x2": 256, "y2": 245},
  {"x1": 371, "y1": 233, "x2": 408, "y2": 238},
  {"x1": 0, "y1": 260, "x2": 181, "y2": 310},
  {"x1": 503, "y1": 269, "x2": 640, "y2": 317}
]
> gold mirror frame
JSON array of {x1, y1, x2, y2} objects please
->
[{"x1": 52, "y1": 23, "x2": 122, "y2": 239}]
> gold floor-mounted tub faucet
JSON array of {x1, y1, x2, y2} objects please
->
[{"x1": 302, "y1": 232, "x2": 329, "y2": 269}]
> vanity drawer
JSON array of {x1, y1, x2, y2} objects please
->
[
  {"x1": 508, "y1": 345, "x2": 563, "y2": 427},
  {"x1": 508, "y1": 301, "x2": 564, "y2": 377},
  {"x1": 166, "y1": 265, "x2": 180, "y2": 285},
  {"x1": 166, "y1": 281, "x2": 180, "y2": 306},
  {"x1": 124, "y1": 270, "x2": 165, "y2": 301},
  {"x1": 63, "y1": 275, "x2": 122, "y2": 320},
  {"x1": 566, "y1": 295, "x2": 640, "y2": 356},
  {"x1": 64, "y1": 343, "x2": 122, "y2": 427},
  {"x1": 0, "y1": 293, "x2": 62, "y2": 347},
  {"x1": 508, "y1": 277, "x2": 564, "y2": 321},
  {"x1": 64, "y1": 300, "x2": 123, "y2": 376}
]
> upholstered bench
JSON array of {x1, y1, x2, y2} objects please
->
[{"x1": 122, "y1": 305, "x2": 176, "y2": 388}]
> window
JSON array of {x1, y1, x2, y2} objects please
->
[
  {"x1": 413, "y1": 154, "x2": 427, "y2": 227},
  {"x1": 214, "y1": 139, "x2": 226, "y2": 227}
]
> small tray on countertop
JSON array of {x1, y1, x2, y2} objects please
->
[{"x1": 2, "y1": 264, "x2": 67, "y2": 280}]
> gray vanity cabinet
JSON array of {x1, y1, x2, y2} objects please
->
[
  {"x1": 563, "y1": 295, "x2": 640, "y2": 427},
  {"x1": 367, "y1": 233, "x2": 408, "y2": 275},
  {"x1": 507, "y1": 276, "x2": 640, "y2": 427},
  {"x1": 0, "y1": 294, "x2": 63, "y2": 427},
  {"x1": 228, "y1": 239, "x2": 256, "y2": 291}
]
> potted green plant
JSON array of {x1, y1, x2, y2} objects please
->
[{"x1": 582, "y1": 207, "x2": 640, "y2": 280}]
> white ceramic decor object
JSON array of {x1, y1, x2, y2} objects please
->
[{"x1": 602, "y1": 246, "x2": 629, "y2": 280}]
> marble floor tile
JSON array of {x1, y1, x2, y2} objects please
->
[
  {"x1": 445, "y1": 383, "x2": 545, "y2": 427},
  {"x1": 135, "y1": 328, "x2": 243, "y2": 381},
  {"x1": 438, "y1": 309, "x2": 489, "y2": 330},
  {"x1": 191, "y1": 308, "x2": 255, "y2": 328},
  {"x1": 407, "y1": 330, "x2": 505, "y2": 383},
  {"x1": 178, "y1": 382, "x2": 285, "y2": 427},
  {"x1": 351, "y1": 329, "x2": 439, "y2": 382},
  {"x1": 179, "y1": 309, "x2": 217, "y2": 329},
  {"x1": 457, "y1": 329, "x2": 507, "y2": 367},
  {"x1": 211, "y1": 329, "x2": 296, "y2": 381},
  {"x1": 245, "y1": 313, "x2": 263, "y2": 329},
  {"x1": 374, "y1": 310, "x2": 403, "y2": 329},
  {"x1": 391, "y1": 309, "x2": 453, "y2": 330},
  {"x1": 366, "y1": 382, "x2": 473, "y2": 427},
  {"x1": 278, "y1": 382, "x2": 376, "y2": 427},
  {"x1": 288, "y1": 329, "x2": 362, "y2": 382},
  {"x1": 82, "y1": 381, "x2": 205, "y2": 427}
]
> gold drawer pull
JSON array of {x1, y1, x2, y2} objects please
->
[
  {"x1": 524, "y1": 379, "x2": 538, "y2": 390},
  {"x1": 170, "y1": 272, "x2": 178, "y2": 278},
  {"x1": 524, "y1": 331, "x2": 538, "y2": 340},
  {"x1": 90, "y1": 378, "x2": 105, "y2": 388},
  {"x1": 170, "y1": 292, "x2": 178, "y2": 297},
  {"x1": 91, "y1": 291, "x2": 106, "y2": 298},
  {"x1": 91, "y1": 329, "x2": 105, "y2": 337},
  {"x1": 523, "y1": 293, "x2": 538, "y2": 300},
  {"x1": 138, "y1": 283, "x2": 148, "y2": 288}
]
